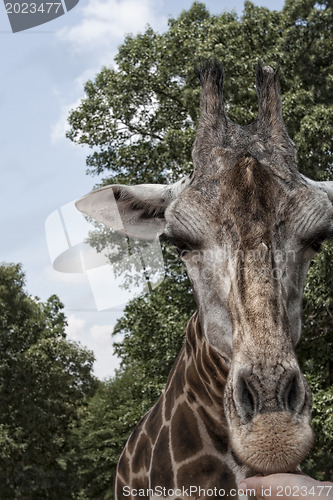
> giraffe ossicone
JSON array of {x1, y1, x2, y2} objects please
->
[{"x1": 76, "y1": 60, "x2": 333, "y2": 499}]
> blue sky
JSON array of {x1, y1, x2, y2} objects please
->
[{"x1": 0, "y1": 0, "x2": 285, "y2": 379}]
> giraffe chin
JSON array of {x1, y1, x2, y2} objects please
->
[{"x1": 230, "y1": 412, "x2": 313, "y2": 474}]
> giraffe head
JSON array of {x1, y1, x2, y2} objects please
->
[{"x1": 76, "y1": 61, "x2": 333, "y2": 474}]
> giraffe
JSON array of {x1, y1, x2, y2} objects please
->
[{"x1": 76, "y1": 61, "x2": 333, "y2": 499}]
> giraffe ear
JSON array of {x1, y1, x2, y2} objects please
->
[
  {"x1": 301, "y1": 175, "x2": 333, "y2": 205},
  {"x1": 75, "y1": 176, "x2": 191, "y2": 240},
  {"x1": 316, "y1": 181, "x2": 333, "y2": 203}
]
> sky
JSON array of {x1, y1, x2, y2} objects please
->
[{"x1": 0, "y1": 0, "x2": 286, "y2": 379}]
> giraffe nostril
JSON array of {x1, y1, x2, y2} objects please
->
[
  {"x1": 232, "y1": 367, "x2": 308, "y2": 424},
  {"x1": 286, "y1": 376, "x2": 298, "y2": 412},
  {"x1": 235, "y1": 376, "x2": 257, "y2": 423},
  {"x1": 283, "y1": 374, "x2": 305, "y2": 414}
]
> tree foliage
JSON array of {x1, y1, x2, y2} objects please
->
[
  {"x1": 299, "y1": 242, "x2": 333, "y2": 479},
  {"x1": 68, "y1": 0, "x2": 332, "y2": 183},
  {"x1": 0, "y1": 264, "x2": 98, "y2": 498},
  {"x1": 67, "y1": 0, "x2": 333, "y2": 492},
  {"x1": 73, "y1": 369, "x2": 146, "y2": 499}
]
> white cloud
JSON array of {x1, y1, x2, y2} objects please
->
[
  {"x1": 57, "y1": 0, "x2": 167, "y2": 54},
  {"x1": 65, "y1": 315, "x2": 121, "y2": 378},
  {"x1": 90, "y1": 323, "x2": 114, "y2": 346},
  {"x1": 50, "y1": 68, "x2": 98, "y2": 144},
  {"x1": 88, "y1": 324, "x2": 123, "y2": 379},
  {"x1": 66, "y1": 314, "x2": 87, "y2": 341},
  {"x1": 52, "y1": 0, "x2": 167, "y2": 145},
  {"x1": 43, "y1": 265, "x2": 88, "y2": 286},
  {"x1": 50, "y1": 99, "x2": 80, "y2": 144}
]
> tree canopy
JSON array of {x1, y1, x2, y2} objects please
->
[
  {"x1": 0, "y1": 264, "x2": 98, "y2": 498},
  {"x1": 67, "y1": 0, "x2": 333, "y2": 492},
  {"x1": 68, "y1": 0, "x2": 332, "y2": 184}
]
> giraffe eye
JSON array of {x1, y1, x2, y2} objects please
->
[
  {"x1": 161, "y1": 229, "x2": 200, "y2": 255},
  {"x1": 303, "y1": 226, "x2": 333, "y2": 254},
  {"x1": 161, "y1": 233, "x2": 189, "y2": 251},
  {"x1": 307, "y1": 232, "x2": 330, "y2": 253},
  {"x1": 169, "y1": 236, "x2": 191, "y2": 254},
  {"x1": 310, "y1": 240, "x2": 323, "y2": 253}
]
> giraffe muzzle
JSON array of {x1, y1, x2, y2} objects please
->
[
  {"x1": 224, "y1": 361, "x2": 313, "y2": 473},
  {"x1": 233, "y1": 367, "x2": 307, "y2": 423}
]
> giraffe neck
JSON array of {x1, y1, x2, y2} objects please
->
[
  {"x1": 116, "y1": 312, "x2": 252, "y2": 499},
  {"x1": 165, "y1": 311, "x2": 229, "y2": 437}
]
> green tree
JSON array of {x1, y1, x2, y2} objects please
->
[
  {"x1": 299, "y1": 242, "x2": 333, "y2": 479},
  {"x1": 67, "y1": 0, "x2": 333, "y2": 489},
  {"x1": 112, "y1": 249, "x2": 195, "y2": 404},
  {"x1": 67, "y1": 0, "x2": 332, "y2": 183},
  {"x1": 0, "y1": 263, "x2": 98, "y2": 499},
  {"x1": 74, "y1": 369, "x2": 145, "y2": 499},
  {"x1": 75, "y1": 247, "x2": 195, "y2": 498}
]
